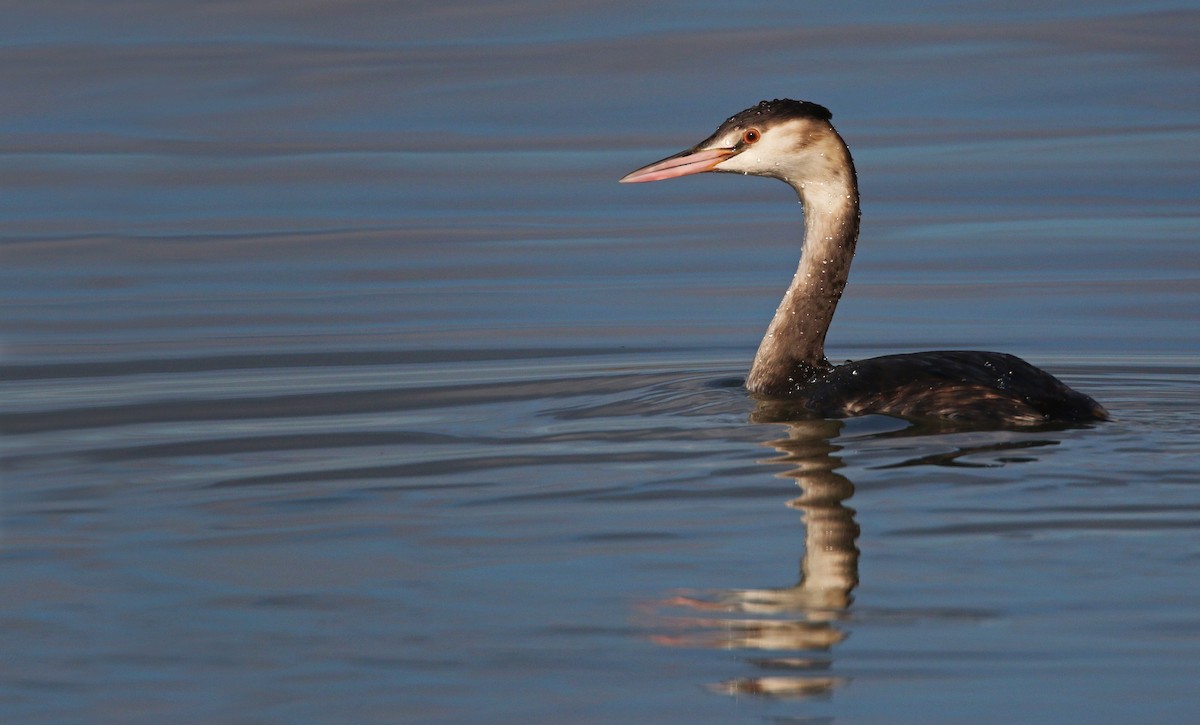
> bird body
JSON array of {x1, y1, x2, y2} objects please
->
[
  {"x1": 621, "y1": 99, "x2": 1106, "y2": 425},
  {"x1": 796, "y1": 351, "x2": 1106, "y2": 425}
]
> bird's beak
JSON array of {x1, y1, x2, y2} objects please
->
[{"x1": 619, "y1": 147, "x2": 735, "y2": 183}]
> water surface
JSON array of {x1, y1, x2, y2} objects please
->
[{"x1": 3, "y1": 2, "x2": 1199, "y2": 723}]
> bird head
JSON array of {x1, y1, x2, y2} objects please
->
[{"x1": 619, "y1": 99, "x2": 846, "y2": 189}]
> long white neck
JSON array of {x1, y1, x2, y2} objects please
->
[{"x1": 745, "y1": 133, "x2": 859, "y2": 396}]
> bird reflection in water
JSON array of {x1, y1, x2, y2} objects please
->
[{"x1": 647, "y1": 419, "x2": 860, "y2": 699}]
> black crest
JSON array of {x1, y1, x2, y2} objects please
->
[{"x1": 725, "y1": 99, "x2": 833, "y2": 128}]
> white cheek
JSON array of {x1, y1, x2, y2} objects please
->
[{"x1": 714, "y1": 155, "x2": 749, "y2": 174}]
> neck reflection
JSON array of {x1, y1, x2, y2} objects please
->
[{"x1": 650, "y1": 419, "x2": 860, "y2": 698}]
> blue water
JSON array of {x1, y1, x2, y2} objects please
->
[{"x1": 3, "y1": 2, "x2": 1199, "y2": 723}]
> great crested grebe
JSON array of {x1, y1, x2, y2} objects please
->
[{"x1": 621, "y1": 99, "x2": 1106, "y2": 425}]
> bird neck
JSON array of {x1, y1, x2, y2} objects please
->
[{"x1": 746, "y1": 154, "x2": 860, "y2": 396}]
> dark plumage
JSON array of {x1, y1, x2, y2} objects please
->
[{"x1": 801, "y1": 351, "x2": 1107, "y2": 425}]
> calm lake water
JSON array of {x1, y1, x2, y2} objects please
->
[{"x1": 3, "y1": 2, "x2": 1199, "y2": 723}]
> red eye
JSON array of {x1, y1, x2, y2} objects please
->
[{"x1": 743, "y1": 128, "x2": 761, "y2": 144}]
